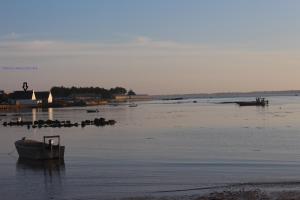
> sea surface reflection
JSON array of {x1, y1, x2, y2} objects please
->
[
  {"x1": 14, "y1": 159, "x2": 65, "y2": 200},
  {"x1": 1, "y1": 96, "x2": 300, "y2": 199},
  {"x1": 16, "y1": 158, "x2": 65, "y2": 175}
]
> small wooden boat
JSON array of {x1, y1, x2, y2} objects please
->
[
  {"x1": 86, "y1": 109, "x2": 99, "y2": 113},
  {"x1": 129, "y1": 103, "x2": 138, "y2": 107},
  {"x1": 15, "y1": 135, "x2": 65, "y2": 160},
  {"x1": 236, "y1": 98, "x2": 269, "y2": 107}
]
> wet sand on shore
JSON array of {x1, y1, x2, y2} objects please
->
[{"x1": 121, "y1": 189, "x2": 300, "y2": 200}]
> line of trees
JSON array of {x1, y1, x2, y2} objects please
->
[
  {"x1": 0, "y1": 93, "x2": 8, "y2": 103},
  {"x1": 50, "y1": 86, "x2": 134, "y2": 99}
]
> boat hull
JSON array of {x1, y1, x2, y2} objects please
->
[
  {"x1": 87, "y1": 109, "x2": 99, "y2": 113},
  {"x1": 15, "y1": 140, "x2": 65, "y2": 160},
  {"x1": 236, "y1": 102, "x2": 267, "y2": 106}
]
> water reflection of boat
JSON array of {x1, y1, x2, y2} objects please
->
[
  {"x1": 17, "y1": 158, "x2": 65, "y2": 172},
  {"x1": 16, "y1": 158, "x2": 65, "y2": 182},
  {"x1": 86, "y1": 109, "x2": 99, "y2": 113},
  {"x1": 15, "y1": 136, "x2": 65, "y2": 160}
]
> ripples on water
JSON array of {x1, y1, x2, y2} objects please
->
[{"x1": 1, "y1": 96, "x2": 300, "y2": 199}]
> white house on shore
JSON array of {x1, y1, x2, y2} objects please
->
[
  {"x1": 9, "y1": 90, "x2": 37, "y2": 107},
  {"x1": 9, "y1": 90, "x2": 53, "y2": 107},
  {"x1": 114, "y1": 94, "x2": 152, "y2": 102},
  {"x1": 35, "y1": 91, "x2": 53, "y2": 104}
]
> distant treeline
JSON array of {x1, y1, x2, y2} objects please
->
[
  {"x1": 51, "y1": 86, "x2": 135, "y2": 99},
  {"x1": 0, "y1": 93, "x2": 8, "y2": 103}
]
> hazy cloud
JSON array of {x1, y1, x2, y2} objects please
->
[
  {"x1": 134, "y1": 36, "x2": 152, "y2": 45},
  {"x1": 0, "y1": 32, "x2": 22, "y2": 40},
  {"x1": 0, "y1": 36, "x2": 228, "y2": 57}
]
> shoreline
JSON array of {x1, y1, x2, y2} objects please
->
[
  {"x1": 119, "y1": 189, "x2": 300, "y2": 200},
  {"x1": 117, "y1": 181, "x2": 300, "y2": 200}
]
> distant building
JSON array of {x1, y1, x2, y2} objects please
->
[
  {"x1": 9, "y1": 90, "x2": 37, "y2": 107},
  {"x1": 70, "y1": 93, "x2": 101, "y2": 101},
  {"x1": 114, "y1": 94, "x2": 152, "y2": 102},
  {"x1": 35, "y1": 91, "x2": 53, "y2": 104},
  {"x1": 113, "y1": 95, "x2": 129, "y2": 102},
  {"x1": 129, "y1": 94, "x2": 152, "y2": 101}
]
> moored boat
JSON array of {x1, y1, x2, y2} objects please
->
[
  {"x1": 15, "y1": 135, "x2": 65, "y2": 160},
  {"x1": 236, "y1": 97, "x2": 269, "y2": 107},
  {"x1": 86, "y1": 109, "x2": 99, "y2": 113},
  {"x1": 129, "y1": 103, "x2": 138, "y2": 107}
]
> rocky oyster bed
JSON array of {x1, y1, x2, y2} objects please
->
[{"x1": 2, "y1": 118, "x2": 116, "y2": 129}]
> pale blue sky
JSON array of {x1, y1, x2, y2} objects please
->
[{"x1": 1, "y1": 1, "x2": 300, "y2": 94}]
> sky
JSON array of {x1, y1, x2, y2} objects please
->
[{"x1": 0, "y1": 0, "x2": 300, "y2": 94}]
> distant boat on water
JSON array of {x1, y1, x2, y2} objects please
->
[
  {"x1": 162, "y1": 97, "x2": 184, "y2": 101},
  {"x1": 86, "y1": 109, "x2": 99, "y2": 113},
  {"x1": 129, "y1": 103, "x2": 138, "y2": 107},
  {"x1": 236, "y1": 97, "x2": 269, "y2": 107},
  {"x1": 109, "y1": 102, "x2": 119, "y2": 106},
  {"x1": 15, "y1": 135, "x2": 65, "y2": 160}
]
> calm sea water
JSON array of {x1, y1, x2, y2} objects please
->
[{"x1": 2, "y1": 96, "x2": 300, "y2": 199}]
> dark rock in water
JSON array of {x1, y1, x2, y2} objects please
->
[
  {"x1": 107, "y1": 120, "x2": 116, "y2": 125},
  {"x1": 93, "y1": 118, "x2": 116, "y2": 126},
  {"x1": 94, "y1": 117, "x2": 106, "y2": 125},
  {"x1": 3, "y1": 117, "x2": 116, "y2": 128},
  {"x1": 94, "y1": 118, "x2": 106, "y2": 126}
]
